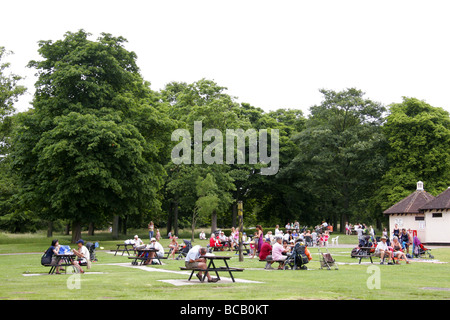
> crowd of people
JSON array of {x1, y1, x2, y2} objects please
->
[
  {"x1": 355, "y1": 223, "x2": 415, "y2": 264},
  {"x1": 42, "y1": 217, "x2": 419, "y2": 283}
]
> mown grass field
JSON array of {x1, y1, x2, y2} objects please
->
[{"x1": 0, "y1": 230, "x2": 449, "y2": 301}]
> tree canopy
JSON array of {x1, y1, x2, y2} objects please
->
[{"x1": 2, "y1": 30, "x2": 450, "y2": 236}]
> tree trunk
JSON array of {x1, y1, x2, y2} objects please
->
[
  {"x1": 166, "y1": 202, "x2": 173, "y2": 237},
  {"x1": 121, "y1": 216, "x2": 127, "y2": 235},
  {"x1": 88, "y1": 222, "x2": 95, "y2": 236},
  {"x1": 71, "y1": 220, "x2": 82, "y2": 244},
  {"x1": 238, "y1": 201, "x2": 244, "y2": 262},
  {"x1": 112, "y1": 215, "x2": 120, "y2": 240},
  {"x1": 191, "y1": 214, "x2": 196, "y2": 243},
  {"x1": 173, "y1": 200, "x2": 179, "y2": 237},
  {"x1": 47, "y1": 221, "x2": 53, "y2": 238},
  {"x1": 232, "y1": 202, "x2": 237, "y2": 228},
  {"x1": 211, "y1": 210, "x2": 217, "y2": 234}
]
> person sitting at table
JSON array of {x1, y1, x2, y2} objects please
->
[
  {"x1": 272, "y1": 236, "x2": 288, "y2": 269},
  {"x1": 392, "y1": 236, "x2": 410, "y2": 264},
  {"x1": 44, "y1": 239, "x2": 64, "y2": 274},
  {"x1": 145, "y1": 237, "x2": 165, "y2": 265},
  {"x1": 259, "y1": 237, "x2": 273, "y2": 269},
  {"x1": 72, "y1": 239, "x2": 90, "y2": 273},
  {"x1": 185, "y1": 245, "x2": 218, "y2": 283},
  {"x1": 375, "y1": 236, "x2": 393, "y2": 265},
  {"x1": 133, "y1": 235, "x2": 144, "y2": 250},
  {"x1": 169, "y1": 236, "x2": 180, "y2": 260},
  {"x1": 219, "y1": 231, "x2": 229, "y2": 247},
  {"x1": 229, "y1": 227, "x2": 239, "y2": 250},
  {"x1": 209, "y1": 233, "x2": 223, "y2": 251}
]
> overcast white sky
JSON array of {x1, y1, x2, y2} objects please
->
[{"x1": 2, "y1": 0, "x2": 450, "y2": 115}]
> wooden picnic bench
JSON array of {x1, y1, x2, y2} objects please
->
[
  {"x1": 128, "y1": 248, "x2": 168, "y2": 265},
  {"x1": 233, "y1": 242, "x2": 250, "y2": 255},
  {"x1": 45, "y1": 254, "x2": 78, "y2": 274},
  {"x1": 180, "y1": 256, "x2": 244, "y2": 282},
  {"x1": 111, "y1": 243, "x2": 135, "y2": 256},
  {"x1": 259, "y1": 258, "x2": 287, "y2": 269},
  {"x1": 356, "y1": 247, "x2": 375, "y2": 264}
]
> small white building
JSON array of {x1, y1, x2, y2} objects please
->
[
  {"x1": 383, "y1": 181, "x2": 435, "y2": 242},
  {"x1": 384, "y1": 181, "x2": 450, "y2": 244},
  {"x1": 418, "y1": 186, "x2": 450, "y2": 244}
]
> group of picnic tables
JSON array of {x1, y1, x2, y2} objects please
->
[{"x1": 111, "y1": 242, "x2": 244, "y2": 283}]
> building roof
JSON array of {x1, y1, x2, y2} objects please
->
[
  {"x1": 384, "y1": 181, "x2": 435, "y2": 215},
  {"x1": 420, "y1": 187, "x2": 450, "y2": 211}
]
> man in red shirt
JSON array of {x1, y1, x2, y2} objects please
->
[{"x1": 259, "y1": 238, "x2": 273, "y2": 269}]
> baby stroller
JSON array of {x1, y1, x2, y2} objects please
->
[
  {"x1": 304, "y1": 235, "x2": 314, "y2": 247},
  {"x1": 318, "y1": 247, "x2": 338, "y2": 270},
  {"x1": 283, "y1": 242, "x2": 310, "y2": 270},
  {"x1": 413, "y1": 236, "x2": 434, "y2": 259},
  {"x1": 86, "y1": 242, "x2": 98, "y2": 262},
  {"x1": 176, "y1": 240, "x2": 192, "y2": 260}
]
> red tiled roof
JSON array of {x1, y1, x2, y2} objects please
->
[
  {"x1": 420, "y1": 187, "x2": 450, "y2": 210},
  {"x1": 384, "y1": 190, "x2": 435, "y2": 214}
]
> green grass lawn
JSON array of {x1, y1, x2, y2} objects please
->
[{"x1": 0, "y1": 231, "x2": 449, "y2": 300}]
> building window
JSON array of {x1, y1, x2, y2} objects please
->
[
  {"x1": 415, "y1": 216, "x2": 425, "y2": 221},
  {"x1": 432, "y1": 213, "x2": 442, "y2": 218}
]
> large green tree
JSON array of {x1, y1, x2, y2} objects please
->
[
  {"x1": 376, "y1": 97, "x2": 450, "y2": 209},
  {"x1": 0, "y1": 47, "x2": 28, "y2": 232},
  {"x1": 284, "y1": 88, "x2": 387, "y2": 230},
  {"x1": 11, "y1": 30, "x2": 171, "y2": 242}
]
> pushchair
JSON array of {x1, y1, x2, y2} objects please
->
[
  {"x1": 304, "y1": 235, "x2": 314, "y2": 247},
  {"x1": 283, "y1": 242, "x2": 310, "y2": 270},
  {"x1": 175, "y1": 240, "x2": 192, "y2": 260},
  {"x1": 86, "y1": 242, "x2": 98, "y2": 262},
  {"x1": 318, "y1": 247, "x2": 338, "y2": 270},
  {"x1": 413, "y1": 236, "x2": 434, "y2": 259}
]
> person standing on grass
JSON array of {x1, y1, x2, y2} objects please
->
[
  {"x1": 256, "y1": 225, "x2": 264, "y2": 254},
  {"x1": 184, "y1": 245, "x2": 218, "y2": 282},
  {"x1": 148, "y1": 221, "x2": 154, "y2": 241}
]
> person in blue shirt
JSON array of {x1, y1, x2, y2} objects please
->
[{"x1": 44, "y1": 239, "x2": 64, "y2": 274}]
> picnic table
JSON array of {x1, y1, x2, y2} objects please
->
[
  {"x1": 356, "y1": 247, "x2": 375, "y2": 264},
  {"x1": 48, "y1": 254, "x2": 77, "y2": 274},
  {"x1": 111, "y1": 243, "x2": 135, "y2": 256},
  {"x1": 233, "y1": 242, "x2": 250, "y2": 254},
  {"x1": 180, "y1": 255, "x2": 244, "y2": 283},
  {"x1": 128, "y1": 248, "x2": 167, "y2": 265}
]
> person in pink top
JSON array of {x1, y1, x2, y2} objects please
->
[{"x1": 272, "y1": 236, "x2": 288, "y2": 269}]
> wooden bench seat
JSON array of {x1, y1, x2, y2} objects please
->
[
  {"x1": 128, "y1": 255, "x2": 167, "y2": 265},
  {"x1": 259, "y1": 259, "x2": 286, "y2": 263},
  {"x1": 180, "y1": 266, "x2": 244, "y2": 272},
  {"x1": 355, "y1": 247, "x2": 375, "y2": 264}
]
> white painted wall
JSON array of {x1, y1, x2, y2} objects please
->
[{"x1": 423, "y1": 209, "x2": 450, "y2": 244}]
